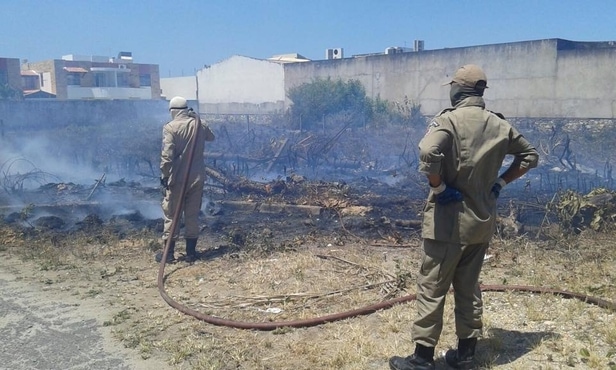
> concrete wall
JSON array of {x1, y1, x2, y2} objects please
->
[
  {"x1": 196, "y1": 55, "x2": 285, "y2": 114},
  {"x1": 284, "y1": 39, "x2": 616, "y2": 119},
  {"x1": 554, "y1": 47, "x2": 616, "y2": 118},
  {"x1": 0, "y1": 100, "x2": 168, "y2": 130},
  {"x1": 283, "y1": 39, "x2": 560, "y2": 118},
  {"x1": 160, "y1": 76, "x2": 197, "y2": 100}
]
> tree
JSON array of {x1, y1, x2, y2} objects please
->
[
  {"x1": 287, "y1": 78, "x2": 371, "y2": 130},
  {"x1": 286, "y1": 78, "x2": 426, "y2": 130}
]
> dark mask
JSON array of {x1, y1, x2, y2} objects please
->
[{"x1": 450, "y1": 82, "x2": 484, "y2": 106}]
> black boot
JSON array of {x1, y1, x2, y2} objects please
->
[
  {"x1": 155, "y1": 240, "x2": 176, "y2": 263},
  {"x1": 389, "y1": 344, "x2": 435, "y2": 370},
  {"x1": 184, "y1": 238, "x2": 198, "y2": 263},
  {"x1": 445, "y1": 337, "x2": 477, "y2": 369}
]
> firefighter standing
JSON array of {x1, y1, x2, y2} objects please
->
[
  {"x1": 389, "y1": 65, "x2": 539, "y2": 370},
  {"x1": 156, "y1": 96, "x2": 215, "y2": 263}
]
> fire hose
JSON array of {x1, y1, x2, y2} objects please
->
[{"x1": 157, "y1": 114, "x2": 616, "y2": 331}]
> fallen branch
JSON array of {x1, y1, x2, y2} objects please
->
[
  {"x1": 200, "y1": 279, "x2": 397, "y2": 309},
  {"x1": 205, "y1": 165, "x2": 286, "y2": 195}
]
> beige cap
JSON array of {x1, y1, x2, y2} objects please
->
[{"x1": 443, "y1": 64, "x2": 488, "y2": 88}]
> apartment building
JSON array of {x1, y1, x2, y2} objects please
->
[{"x1": 20, "y1": 52, "x2": 162, "y2": 100}]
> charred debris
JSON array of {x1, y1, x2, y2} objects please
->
[{"x1": 1, "y1": 115, "x2": 615, "y2": 243}]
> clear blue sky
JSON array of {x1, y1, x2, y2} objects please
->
[{"x1": 2, "y1": 0, "x2": 614, "y2": 77}]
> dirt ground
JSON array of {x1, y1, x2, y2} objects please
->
[
  {"x1": 0, "y1": 253, "x2": 172, "y2": 370},
  {"x1": 1, "y1": 175, "x2": 615, "y2": 370}
]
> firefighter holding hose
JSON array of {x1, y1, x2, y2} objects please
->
[
  {"x1": 389, "y1": 65, "x2": 539, "y2": 370},
  {"x1": 156, "y1": 96, "x2": 215, "y2": 263}
]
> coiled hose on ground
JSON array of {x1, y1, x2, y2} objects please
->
[{"x1": 156, "y1": 114, "x2": 616, "y2": 331}]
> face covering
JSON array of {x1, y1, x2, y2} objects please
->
[
  {"x1": 170, "y1": 108, "x2": 185, "y2": 119},
  {"x1": 449, "y1": 82, "x2": 485, "y2": 106}
]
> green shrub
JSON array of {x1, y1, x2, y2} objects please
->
[{"x1": 286, "y1": 78, "x2": 425, "y2": 130}]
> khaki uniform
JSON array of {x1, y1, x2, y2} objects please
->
[
  {"x1": 412, "y1": 96, "x2": 538, "y2": 347},
  {"x1": 161, "y1": 110, "x2": 215, "y2": 241}
]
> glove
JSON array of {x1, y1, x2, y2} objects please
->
[
  {"x1": 431, "y1": 183, "x2": 463, "y2": 205},
  {"x1": 491, "y1": 178, "x2": 507, "y2": 199}
]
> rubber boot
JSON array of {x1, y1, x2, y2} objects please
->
[
  {"x1": 184, "y1": 238, "x2": 198, "y2": 263},
  {"x1": 155, "y1": 240, "x2": 176, "y2": 263},
  {"x1": 389, "y1": 344, "x2": 435, "y2": 370},
  {"x1": 445, "y1": 337, "x2": 477, "y2": 369}
]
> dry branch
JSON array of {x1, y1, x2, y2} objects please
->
[{"x1": 205, "y1": 165, "x2": 286, "y2": 195}]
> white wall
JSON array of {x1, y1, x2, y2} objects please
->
[
  {"x1": 41, "y1": 72, "x2": 53, "y2": 94},
  {"x1": 160, "y1": 76, "x2": 197, "y2": 100},
  {"x1": 196, "y1": 55, "x2": 285, "y2": 114}
]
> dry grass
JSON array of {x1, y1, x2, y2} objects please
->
[{"x1": 1, "y1": 223, "x2": 615, "y2": 369}]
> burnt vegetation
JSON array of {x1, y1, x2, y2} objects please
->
[{"x1": 1, "y1": 79, "x2": 616, "y2": 244}]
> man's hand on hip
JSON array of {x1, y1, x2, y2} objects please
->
[{"x1": 431, "y1": 183, "x2": 463, "y2": 205}]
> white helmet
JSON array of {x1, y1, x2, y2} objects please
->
[{"x1": 169, "y1": 96, "x2": 188, "y2": 110}]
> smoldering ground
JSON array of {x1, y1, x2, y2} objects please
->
[{"x1": 2, "y1": 109, "x2": 616, "y2": 236}]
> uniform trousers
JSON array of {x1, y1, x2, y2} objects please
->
[
  {"x1": 162, "y1": 177, "x2": 204, "y2": 241},
  {"x1": 411, "y1": 238, "x2": 488, "y2": 347}
]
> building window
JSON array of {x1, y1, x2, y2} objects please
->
[
  {"x1": 139, "y1": 74, "x2": 151, "y2": 86},
  {"x1": 22, "y1": 75, "x2": 39, "y2": 90},
  {"x1": 66, "y1": 73, "x2": 81, "y2": 86},
  {"x1": 0, "y1": 71, "x2": 7, "y2": 86},
  {"x1": 94, "y1": 72, "x2": 115, "y2": 87},
  {"x1": 117, "y1": 72, "x2": 129, "y2": 87}
]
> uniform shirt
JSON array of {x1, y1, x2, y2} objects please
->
[
  {"x1": 160, "y1": 110, "x2": 215, "y2": 187},
  {"x1": 418, "y1": 96, "x2": 539, "y2": 244}
]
